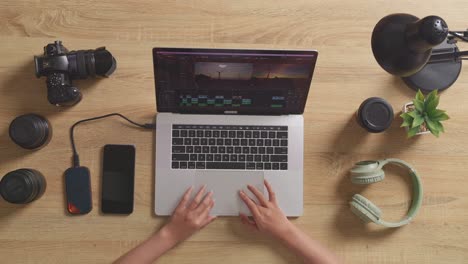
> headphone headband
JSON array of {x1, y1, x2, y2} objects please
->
[
  {"x1": 350, "y1": 158, "x2": 423, "y2": 228},
  {"x1": 380, "y1": 158, "x2": 417, "y2": 173}
]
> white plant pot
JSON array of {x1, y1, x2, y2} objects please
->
[{"x1": 403, "y1": 102, "x2": 431, "y2": 135}]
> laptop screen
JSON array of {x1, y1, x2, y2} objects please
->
[{"x1": 153, "y1": 48, "x2": 318, "y2": 115}]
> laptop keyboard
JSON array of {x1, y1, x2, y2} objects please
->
[{"x1": 171, "y1": 124, "x2": 288, "y2": 170}]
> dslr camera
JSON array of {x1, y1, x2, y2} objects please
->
[{"x1": 34, "y1": 41, "x2": 117, "y2": 106}]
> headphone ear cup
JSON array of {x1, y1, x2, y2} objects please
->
[
  {"x1": 349, "y1": 194, "x2": 382, "y2": 223},
  {"x1": 350, "y1": 161, "x2": 385, "y2": 185},
  {"x1": 350, "y1": 170, "x2": 385, "y2": 184}
]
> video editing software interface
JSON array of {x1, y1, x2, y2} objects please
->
[{"x1": 153, "y1": 48, "x2": 317, "y2": 115}]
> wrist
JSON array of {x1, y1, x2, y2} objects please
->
[
  {"x1": 156, "y1": 224, "x2": 181, "y2": 248},
  {"x1": 274, "y1": 221, "x2": 297, "y2": 242}
]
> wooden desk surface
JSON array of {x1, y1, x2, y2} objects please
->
[{"x1": 1, "y1": 1, "x2": 467, "y2": 263}]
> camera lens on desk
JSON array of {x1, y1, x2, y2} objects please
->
[
  {"x1": 356, "y1": 97, "x2": 394, "y2": 133},
  {"x1": 9, "y1": 114, "x2": 52, "y2": 149},
  {"x1": 0, "y1": 169, "x2": 47, "y2": 204}
]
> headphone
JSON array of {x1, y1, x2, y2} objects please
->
[{"x1": 349, "y1": 159, "x2": 423, "y2": 228}]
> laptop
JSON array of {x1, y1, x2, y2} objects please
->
[{"x1": 153, "y1": 48, "x2": 318, "y2": 216}]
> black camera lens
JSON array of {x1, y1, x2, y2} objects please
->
[
  {"x1": 68, "y1": 48, "x2": 117, "y2": 79},
  {"x1": 9, "y1": 114, "x2": 52, "y2": 149},
  {"x1": 94, "y1": 48, "x2": 117, "y2": 77},
  {"x1": 0, "y1": 169, "x2": 46, "y2": 204}
]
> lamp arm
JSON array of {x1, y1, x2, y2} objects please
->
[
  {"x1": 428, "y1": 49, "x2": 468, "y2": 63},
  {"x1": 448, "y1": 30, "x2": 468, "y2": 42},
  {"x1": 427, "y1": 29, "x2": 468, "y2": 64}
]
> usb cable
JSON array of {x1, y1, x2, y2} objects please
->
[{"x1": 70, "y1": 113, "x2": 155, "y2": 167}]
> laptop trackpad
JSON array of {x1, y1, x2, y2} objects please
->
[{"x1": 194, "y1": 171, "x2": 264, "y2": 216}]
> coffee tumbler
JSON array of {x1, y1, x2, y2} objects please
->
[{"x1": 356, "y1": 97, "x2": 394, "y2": 133}]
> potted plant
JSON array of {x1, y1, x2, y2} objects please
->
[{"x1": 400, "y1": 90, "x2": 449, "y2": 138}]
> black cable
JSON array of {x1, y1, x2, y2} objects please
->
[{"x1": 70, "y1": 113, "x2": 155, "y2": 167}]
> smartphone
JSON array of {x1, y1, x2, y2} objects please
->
[{"x1": 101, "y1": 144, "x2": 135, "y2": 214}]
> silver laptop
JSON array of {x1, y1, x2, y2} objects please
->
[{"x1": 153, "y1": 48, "x2": 318, "y2": 216}]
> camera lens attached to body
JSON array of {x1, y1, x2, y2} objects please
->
[
  {"x1": 65, "y1": 48, "x2": 117, "y2": 79},
  {"x1": 34, "y1": 41, "x2": 117, "y2": 106}
]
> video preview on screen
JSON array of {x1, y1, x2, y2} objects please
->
[{"x1": 154, "y1": 49, "x2": 317, "y2": 114}]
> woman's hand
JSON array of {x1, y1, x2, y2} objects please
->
[
  {"x1": 238, "y1": 180, "x2": 293, "y2": 240},
  {"x1": 115, "y1": 186, "x2": 216, "y2": 264},
  {"x1": 239, "y1": 180, "x2": 340, "y2": 264},
  {"x1": 117, "y1": 184, "x2": 339, "y2": 264},
  {"x1": 162, "y1": 185, "x2": 217, "y2": 244}
]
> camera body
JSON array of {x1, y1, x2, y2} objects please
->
[{"x1": 34, "y1": 41, "x2": 116, "y2": 106}]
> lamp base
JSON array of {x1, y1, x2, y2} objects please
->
[{"x1": 402, "y1": 41, "x2": 462, "y2": 93}]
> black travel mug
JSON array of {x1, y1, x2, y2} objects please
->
[{"x1": 356, "y1": 97, "x2": 394, "y2": 133}]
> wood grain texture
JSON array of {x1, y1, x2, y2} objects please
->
[{"x1": 1, "y1": 1, "x2": 467, "y2": 263}]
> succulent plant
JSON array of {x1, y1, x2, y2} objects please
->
[{"x1": 400, "y1": 90, "x2": 449, "y2": 138}]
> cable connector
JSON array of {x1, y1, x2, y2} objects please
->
[
  {"x1": 143, "y1": 123, "x2": 156, "y2": 129},
  {"x1": 73, "y1": 154, "x2": 80, "y2": 167}
]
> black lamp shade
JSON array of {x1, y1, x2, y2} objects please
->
[{"x1": 371, "y1": 14, "x2": 448, "y2": 77}]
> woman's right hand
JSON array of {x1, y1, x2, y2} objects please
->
[
  {"x1": 238, "y1": 180, "x2": 293, "y2": 240},
  {"x1": 239, "y1": 180, "x2": 341, "y2": 264}
]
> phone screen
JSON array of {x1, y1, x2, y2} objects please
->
[{"x1": 101, "y1": 144, "x2": 135, "y2": 214}]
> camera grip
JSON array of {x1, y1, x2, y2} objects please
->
[{"x1": 46, "y1": 73, "x2": 81, "y2": 106}]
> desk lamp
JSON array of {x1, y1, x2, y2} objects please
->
[{"x1": 372, "y1": 14, "x2": 468, "y2": 92}]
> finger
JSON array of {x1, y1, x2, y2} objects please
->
[
  {"x1": 189, "y1": 185, "x2": 206, "y2": 209},
  {"x1": 240, "y1": 213, "x2": 257, "y2": 230},
  {"x1": 209, "y1": 215, "x2": 217, "y2": 223},
  {"x1": 239, "y1": 190, "x2": 260, "y2": 217},
  {"x1": 174, "y1": 186, "x2": 193, "y2": 211},
  {"x1": 200, "y1": 196, "x2": 215, "y2": 216},
  {"x1": 195, "y1": 191, "x2": 214, "y2": 213},
  {"x1": 200, "y1": 199, "x2": 216, "y2": 224},
  {"x1": 202, "y1": 215, "x2": 217, "y2": 228},
  {"x1": 200, "y1": 199, "x2": 216, "y2": 227},
  {"x1": 239, "y1": 213, "x2": 256, "y2": 225},
  {"x1": 264, "y1": 180, "x2": 277, "y2": 204},
  {"x1": 247, "y1": 184, "x2": 268, "y2": 207}
]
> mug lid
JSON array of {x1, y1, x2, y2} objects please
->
[{"x1": 358, "y1": 97, "x2": 394, "y2": 133}]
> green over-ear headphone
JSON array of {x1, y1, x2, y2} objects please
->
[{"x1": 349, "y1": 158, "x2": 423, "y2": 228}]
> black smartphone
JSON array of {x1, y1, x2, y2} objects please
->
[{"x1": 101, "y1": 144, "x2": 135, "y2": 214}]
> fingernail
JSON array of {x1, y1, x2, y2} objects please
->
[
  {"x1": 247, "y1": 184, "x2": 252, "y2": 188},
  {"x1": 239, "y1": 190, "x2": 245, "y2": 195}
]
